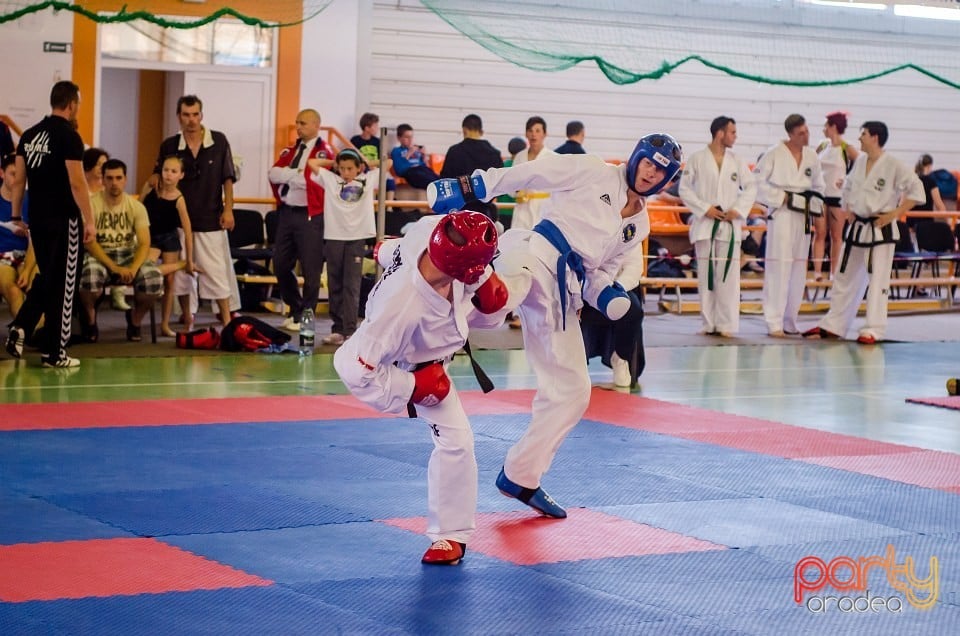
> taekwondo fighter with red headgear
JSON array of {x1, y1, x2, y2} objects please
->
[
  {"x1": 427, "y1": 134, "x2": 682, "y2": 521},
  {"x1": 333, "y1": 211, "x2": 511, "y2": 566}
]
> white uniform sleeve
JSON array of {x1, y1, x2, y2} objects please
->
[
  {"x1": 679, "y1": 155, "x2": 710, "y2": 219},
  {"x1": 333, "y1": 322, "x2": 415, "y2": 416},
  {"x1": 478, "y1": 153, "x2": 607, "y2": 200},
  {"x1": 898, "y1": 162, "x2": 925, "y2": 206},
  {"x1": 809, "y1": 153, "x2": 826, "y2": 196},
  {"x1": 732, "y1": 157, "x2": 758, "y2": 216},
  {"x1": 753, "y1": 146, "x2": 784, "y2": 210},
  {"x1": 614, "y1": 242, "x2": 646, "y2": 290}
]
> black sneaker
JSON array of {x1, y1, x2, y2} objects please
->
[
  {"x1": 41, "y1": 354, "x2": 80, "y2": 368},
  {"x1": 5, "y1": 326, "x2": 24, "y2": 359}
]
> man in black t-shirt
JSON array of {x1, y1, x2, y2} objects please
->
[
  {"x1": 152, "y1": 94, "x2": 241, "y2": 328},
  {"x1": 5, "y1": 81, "x2": 95, "y2": 368},
  {"x1": 440, "y1": 114, "x2": 503, "y2": 221}
]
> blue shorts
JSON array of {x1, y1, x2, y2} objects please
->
[{"x1": 152, "y1": 230, "x2": 182, "y2": 253}]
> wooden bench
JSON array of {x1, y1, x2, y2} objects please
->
[{"x1": 641, "y1": 275, "x2": 959, "y2": 314}]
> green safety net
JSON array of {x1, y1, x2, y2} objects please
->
[
  {"x1": 420, "y1": 0, "x2": 960, "y2": 90},
  {"x1": 0, "y1": 1, "x2": 332, "y2": 27}
]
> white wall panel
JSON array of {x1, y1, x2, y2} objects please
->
[{"x1": 362, "y1": 1, "x2": 960, "y2": 171}]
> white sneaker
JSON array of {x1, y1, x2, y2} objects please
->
[
  {"x1": 111, "y1": 287, "x2": 131, "y2": 311},
  {"x1": 611, "y1": 352, "x2": 631, "y2": 387},
  {"x1": 280, "y1": 317, "x2": 301, "y2": 332},
  {"x1": 41, "y1": 354, "x2": 80, "y2": 368},
  {"x1": 322, "y1": 333, "x2": 345, "y2": 346}
]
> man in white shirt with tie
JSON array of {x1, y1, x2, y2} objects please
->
[{"x1": 268, "y1": 109, "x2": 334, "y2": 331}]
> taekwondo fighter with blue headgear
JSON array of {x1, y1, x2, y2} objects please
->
[
  {"x1": 427, "y1": 133, "x2": 682, "y2": 520},
  {"x1": 334, "y1": 211, "x2": 512, "y2": 566}
]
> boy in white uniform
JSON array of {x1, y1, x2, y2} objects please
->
[
  {"x1": 428, "y1": 133, "x2": 682, "y2": 519},
  {"x1": 333, "y1": 212, "x2": 509, "y2": 566},
  {"x1": 803, "y1": 121, "x2": 923, "y2": 343},
  {"x1": 679, "y1": 116, "x2": 757, "y2": 337},
  {"x1": 754, "y1": 113, "x2": 826, "y2": 337}
]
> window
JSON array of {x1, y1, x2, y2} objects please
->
[{"x1": 100, "y1": 16, "x2": 274, "y2": 67}]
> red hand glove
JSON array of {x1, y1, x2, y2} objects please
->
[
  {"x1": 472, "y1": 272, "x2": 508, "y2": 314},
  {"x1": 411, "y1": 363, "x2": 451, "y2": 406}
]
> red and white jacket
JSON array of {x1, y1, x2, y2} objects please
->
[{"x1": 269, "y1": 137, "x2": 335, "y2": 218}]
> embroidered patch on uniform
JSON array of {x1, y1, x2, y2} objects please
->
[
  {"x1": 804, "y1": 167, "x2": 812, "y2": 177},
  {"x1": 600, "y1": 194, "x2": 611, "y2": 205},
  {"x1": 622, "y1": 224, "x2": 636, "y2": 243},
  {"x1": 652, "y1": 152, "x2": 670, "y2": 167}
]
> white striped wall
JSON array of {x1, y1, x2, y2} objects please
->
[{"x1": 359, "y1": 0, "x2": 960, "y2": 170}]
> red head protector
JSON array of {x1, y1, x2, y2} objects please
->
[{"x1": 427, "y1": 211, "x2": 498, "y2": 284}]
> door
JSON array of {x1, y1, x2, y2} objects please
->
[{"x1": 183, "y1": 70, "x2": 275, "y2": 202}]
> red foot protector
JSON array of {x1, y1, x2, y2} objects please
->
[
  {"x1": 0, "y1": 537, "x2": 272, "y2": 602},
  {"x1": 383, "y1": 508, "x2": 725, "y2": 566}
]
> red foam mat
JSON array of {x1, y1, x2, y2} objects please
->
[
  {"x1": 0, "y1": 392, "x2": 534, "y2": 432},
  {"x1": 382, "y1": 508, "x2": 725, "y2": 565},
  {"x1": 906, "y1": 396, "x2": 960, "y2": 411},
  {"x1": 0, "y1": 396, "x2": 380, "y2": 431},
  {"x1": 0, "y1": 538, "x2": 272, "y2": 602}
]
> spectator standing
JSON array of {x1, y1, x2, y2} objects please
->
[
  {"x1": 440, "y1": 114, "x2": 503, "y2": 220},
  {"x1": 803, "y1": 121, "x2": 923, "y2": 344},
  {"x1": 554, "y1": 120, "x2": 586, "y2": 154},
  {"x1": 153, "y1": 94, "x2": 240, "y2": 329},
  {"x1": 813, "y1": 111, "x2": 858, "y2": 280},
  {"x1": 268, "y1": 108, "x2": 334, "y2": 332},
  {"x1": 911, "y1": 154, "x2": 947, "y2": 228},
  {"x1": 679, "y1": 115, "x2": 757, "y2": 337},
  {"x1": 141, "y1": 155, "x2": 195, "y2": 337},
  {"x1": 350, "y1": 112, "x2": 395, "y2": 205},
  {"x1": 5, "y1": 81, "x2": 96, "y2": 367},
  {"x1": 390, "y1": 124, "x2": 439, "y2": 189},
  {"x1": 754, "y1": 114, "x2": 825, "y2": 337},
  {"x1": 510, "y1": 116, "x2": 554, "y2": 231},
  {"x1": 78, "y1": 159, "x2": 162, "y2": 342},
  {"x1": 82, "y1": 148, "x2": 109, "y2": 195},
  {"x1": 306, "y1": 148, "x2": 381, "y2": 345}
]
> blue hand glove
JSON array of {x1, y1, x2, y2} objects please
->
[
  {"x1": 427, "y1": 176, "x2": 487, "y2": 214},
  {"x1": 597, "y1": 282, "x2": 632, "y2": 320}
]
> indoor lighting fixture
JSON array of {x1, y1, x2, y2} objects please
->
[
  {"x1": 894, "y1": 4, "x2": 960, "y2": 20},
  {"x1": 807, "y1": 0, "x2": 887, "y2": 10}
]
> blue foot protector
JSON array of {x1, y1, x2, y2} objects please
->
[{"x1": 496, "y1": 467, "x2": 567, "y2": 518}]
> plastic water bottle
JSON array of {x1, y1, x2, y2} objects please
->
[{"x1": 299, "y1": 308, "x2": 315, "y2": 356}]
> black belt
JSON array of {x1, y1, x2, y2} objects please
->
[
  {"x1": 784, "y1": 190, "x2": 825, "y2": 235},
  {"x1": 281, "y1": 203, "x2": 308, "y2": 211},
  {"x1": 405, "y1": 341, "x2": 494, "y2": 418},
  {"x1": 839, "y1": 216, "x2": 896, "y2": 275}
]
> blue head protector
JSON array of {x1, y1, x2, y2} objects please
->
[{"x1": 626, "y1": 133, "x2": 683, "y2": 195}]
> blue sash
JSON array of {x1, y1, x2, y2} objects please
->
[{"x1": 533, "y1": 219, "x2": 585, "y2": 329}]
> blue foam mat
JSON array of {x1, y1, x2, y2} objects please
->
[
  {"x1": 0, "y1": 494, "x2": 131, "y2": 545},
  {"x1": 3, "y1": 411, "x2": 959, "y2": 633},
  {"x1": 600, "y1": 498, "x2": 911, "y2": 548},
  {"x1": 0, "y1": 586, "x2": 401, "y2": 636},
  {"x1": 46, "y1": 485, "x2": 367, "y2": 537}
]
